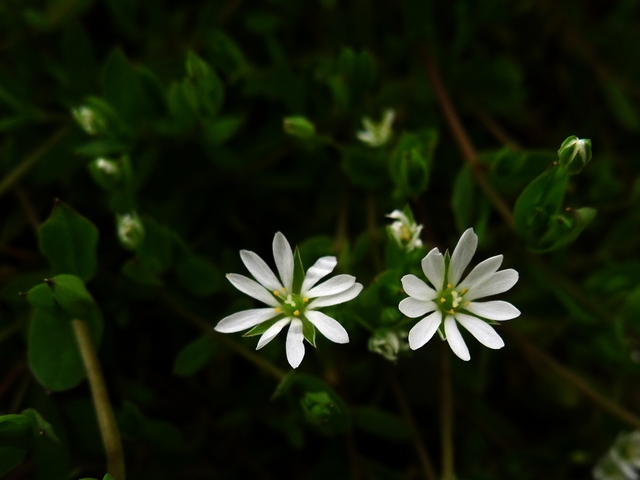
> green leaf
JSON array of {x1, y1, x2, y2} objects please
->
[
  {"x1": 21, "y1": 409, "x2": 59, "y2": 444},
  {"x1": 451, "y1": 165, "x2": 490, "y2": 236},
  {"x1": 175, "y1": 255, "x2": 220, "y2": 297},
  {"x1": 294, "y1": 374, "x2": 351, "y2": 435},
  {"x1": 173, "y1": 335, "x2": 217, "y2": 376},
  {"x1": 352, "y1": 406, "x2": 412, "y2": 442},
  {"x1": 389, "y1": 130, "x2": 437, "y2": 197},
  {"x1": 602, "y1": 81, "x2": 640, "y2": 132},
  {"x1": 46, "y1": 274, "x2": 95, "y2": 319},
  {"x1": 38, "y1": 201, "x2": 99, "y2": 282},
  {"x1": 204, "y1": 116, "x2": 244, "y2": 145},
  {"x1": 122, "y1": 258, "x2": 163, "y2": 287},
  {"x1": 28, "y1": 305, "x2": 103, "y2": 391},
  {"x1": 25, "y1": 283, "x2": 69, "y2": 319},
  {"x1": 183, "y1": 51, "x2": 224, "y2": 119},
  {"x1": 0, "y1": 415, "x2": 36, "y2": 449},
  {"x1": 292, "y1": 247, "x2": 305, "y2": 294},
  {"x1": 0, "y1": 446, "x2": 28, "y2": 477},
  {"x1": 244, "y1": 316, "x2": 283, "y2": 337}
]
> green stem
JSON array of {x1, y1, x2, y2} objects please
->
[
  {"x1": 160, "y1": 294, "x2": 287, "y2": 381},
  {"x1": 506, "y1": 325, "x2": 640, "y2": 429},
  {"x1": 440, "y1": 345, "x2": 454, "y2": 480},
  {"x1": 0, "y1": 125, "x2": 71, "y2": 200},
  {"x1": 71, "y1": 319, "x2": 126, "y2": 480},
  {"x1": 387, "y1": 368, "x2": 437, "y2": 480}
]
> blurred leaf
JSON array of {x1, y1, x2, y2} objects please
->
[
  {"x1": 602, "y1": 81, "x2": 640, "y2": 132},
  {"x1": 204, "y1": 116, "x2": 244, "y2": 145},
  {"x1": 352, "y1": 406, "x2": 412, "y2": 442},
  {"x1": 38, "y1": 201, "x2": 99, "y2": 282},
  {"x1": 46, "y1": 274, "x2": 95, "y2": 319},
  {"x1": 0, "y1": 415, "x2": 36, "y2": 449},
  {"x1": 0, "y1": 446, "x2": 28, "y2": 477},
  {"x1": 389, "y1": 130, "x2": 436, "y2": 198},
  {"x1": 173, "y1": 335, "x2": 217, "y2": 376},
  {"x1": 175, "y1": 255, "x2": 220, "y2": 297},
  {"x1": 183, "y1": 51, "x2": 224, "y2": 119}
]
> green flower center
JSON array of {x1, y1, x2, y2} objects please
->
[
  {"x1": 437, "y1": 284, "x2": 469, "y2": 316},
  {"x1": 273, "y1": 289, "x2": 308, "y2": 318}
]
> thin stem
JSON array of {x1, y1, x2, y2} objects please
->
[
  {"x1": 505, "y1": 325, "x2": 640, "y2": 429},
  {"x1": 421, "y1": 50, "x2": 514, "y2": 229},
  {"x1": 71, "y1": 319, "x2": 126, "y2": 480},
  {"x1": 0, "y1": 126, "x2": 71, "y2": 200},
  {"x1": 160, "y1": 294, "x2": 287, "y2": 381},
  {"x1": 440, "y1": 345, "x2": 454, "y2": 480},
  {"x1": 387, "y1": 368, "x2": 437, "y2": 480}
]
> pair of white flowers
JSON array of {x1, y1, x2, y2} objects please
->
[{"x1": 215, "y1": 228, "x2": 519, "y2": 368}]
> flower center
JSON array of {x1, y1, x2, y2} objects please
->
[
  {"x1": 273, "y1": 290, "x2": 309, "y2": 317},
  {"x1": 437, "y1": 284, "x2": 470, "y2": 316},
  {"x1": 399, "y1": 224, "x2": 412, "y2": 243}
]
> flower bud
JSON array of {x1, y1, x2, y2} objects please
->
[
  {"x1": 283, "y1": 116, "x2": 316, "y2": 139},
  {"x1": 557, "y1": 136, "x2": 592, "y2": 175},
  {"x1": 71, "y1": 105, "x2": 107, "y2": 136},
  {"x1": 356, "y1": 109, "x2": 395, "y2": 147},
  {"x1": 88, "y1": 158, "x2": 122, "y2": 191},
  {"x1": 117, "y1": 213, "x2": 145, "y2": 250}
]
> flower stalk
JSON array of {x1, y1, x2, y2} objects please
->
[{"x1": 71, "y1": 318, "x2": 125, "y2": 480}]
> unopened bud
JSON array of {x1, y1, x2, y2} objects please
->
[
  {"x1": 117, "y1": 213, "x2": 145, "y2": 250},
  {"x1": 558, "y1": 136, "x2": 592, "y2": 175},
  {"x1": 368, "y1": 328, "x2": 409, "y2": 363},
  {"x1": 88, "y1": 158, "x2": 122, "y2": 190},
  {"x1": 386, "y1": 208, "x2": 423, "y2": 252},
  {"x1": 283, "y1": 116, "x2": 316, "y2": 139},
  {"x1": 71, "y1": 106, "x2": 106, "y2": 136}
]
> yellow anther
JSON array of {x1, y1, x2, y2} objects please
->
[
  {"x1": 275, "y1": 307, "x2": 281, "y2": 313},
  {"x1": 440, "y1": 298, "x2": 446, "y2": 303},
  {"x1": 294, "y1": 310, "x2": 300, "y2": 316},
  {"x1": 303, "y1": 298, "x2": 309, "y2": 303},
  {"x1": 447, "y1": 283, "x2": 452, "y2": 288},
  {"x1": 273, "y1": 290, "x2": 280, "y2": 296},
  {"x1": 461, "y1": 288, "x2": 468, "y2": 295},
  {"x1": 465, "y1": 301, "x2": 470, "y2": 306},
  {"x1": 449, "y1": 309, "x2": 455, "y2": 315},
  {"x1": 281, "y1": 287, "x2": 286, "y2": 292}
]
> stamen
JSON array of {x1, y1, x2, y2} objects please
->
[
  {"x1": 447, "y1": 283, "x2": 452, "y2": 288},
  {"x1": 273, "y1": 290, "x2": 280, "y2": 296},
  {"x1": 440, "y1": 298, "x2": 446, "y2": 303},
  {"x1": 294, "y1": 310, "x2": 300, "y2": 316},
  {"x1": 275, "y1": 307, "x2": 281, "y2": 313},
  {"x1": 281, "y1": 287, "x2": 286, "y2": 292},
  {"x1": 461, "y1": 288, "x2": 468, "y2": 295},
  {"x1": 303, "y1": 298, "x2": 309, "y2": 303},
  {"x1": 465, "y1": 301, "x2": 470, "y2": 306},
  {"x1": 449, "y1": 309, "x2": 455, "y2": 315}
]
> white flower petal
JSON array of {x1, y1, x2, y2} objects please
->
[
  {"x1": 455, "y1": 313, "x2": 504, "y2": 350},
  {"x1": 305, "y1": 310, "x2": 349, "y2": 344},
  {"x1": 214, "y1": 308, "x2": 279, "y2": 333},
  {"x1": 226, "y1": 274, "x2": 279, "y2": 307},
  {"x1": 386, "y1": 210, "x2": 407, "y2": 222},
  {"x1": 464, "y1": 269, "x2": 519, "y2": 301},
  {"x1": 421, "y1": 247, "x2": 445, "y2": 290},
  {"x1": 399, "y1": 298, "x2": 436, "y2": 318},
  {"x1": 273, "y1": 232, "x2": 294, "y2": 291},
  {"x1": 240, "y1": 250, "x2": 283, "y2": 292},
  {"x1": 401, "y1": 274, "x2": 437, "y2": 301},
  {"x1": 308, "y1": 283, "x2": 363, "y2": 308},
  {"x1": 449, "y1": 228, "x2": 478, "y2": 286},
  {"x1": 301, "y1": 256, "x2": 337, "y2": 293},
  {"x1": 306, "y1": 275, "x2": 355, "y2": 298},
  {"x1": 465, "y1": 300, "x2": 520, "y2": 321},
  {"x1": 457, "y1": 255, "x2": 503, "y2": 292},
  {"x1": 444, "y1": 315, "x2": 470, "y2": 361},
  {"x1": 408, "y1": 310, "x2": 442, "y2": 350},
  {"x1": 286, "y1": 319, "x2": 305, "y2": 368},
  {"x1": 256, "y1": 318, "x2": 290, "y2": 350}
]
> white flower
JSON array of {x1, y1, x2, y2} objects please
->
[
  {"x1": 356, "y1": 109, "x2": 395, "y2": 147},
  {"x1": 215, "y1": 232, "x2": 362, "y2": 369},
  {"x1": 387, "y1": 209, "x2": 423, "y2": 251},
  {"x1": 71, "y1": 106, "x2": 99, "y2": 135},
  {"x1": 398, "y1": 228, "x2": 520, "y2": 361}
]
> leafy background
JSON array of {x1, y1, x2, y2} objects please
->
[{"x1": 1, "y1": 0, "x2": 640, "y2": 479}]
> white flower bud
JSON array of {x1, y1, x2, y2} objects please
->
[
  {"x1": 558, "y1": 136, "x2": 592, "y2": 175},
  {"x1": 117, "y1": 213, "x2": 145, "y2": 250},
  {"x1": 386, "y1": 209, "x2": 423, "y2": 252},
  {"x1": 357, "y1": 109, "x2": 395, "y2": 147}
]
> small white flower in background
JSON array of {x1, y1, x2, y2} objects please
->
[
  {"x1": 593, "y1": 431, "x2": 640, "y2": 480},
  {"x1": 356, "y1": 109, "x2": 395, "y2": 147},
  {"x1": 368, "y1": 328, "x2": 409, "y2": 363},
  {"x1": 387, "y1": 209, "x2": 423, "y2": 252},
  {"x1": 398, "y1": 228, "x2": 520, "y2": 361},
  {"x1": 95, "y1": 158, "x2": 119, "y2": 175},
  {"x1": 117, "y1": 212, "x2": 145, "y2": 250},
  {"x1": 71, "y1": 106, "x2": 100, "y2": 135},
  {"x1": 215, "y1": 232, "x2": 362, "y2": 369}
]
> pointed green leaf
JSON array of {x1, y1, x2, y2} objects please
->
[
  {"x1": 244, "y1": 316, "x2": 283, "y2": 337},
  {"x1": 173, "y1": 335, "x2": 217, "y2": 377},
  {"x1": 38, "y1": 201, "x2": 99, "y2": 282},
  {"x1": 292, "y1": 247, "x2": 305, "y2": 294},
  {"x1": 46, "y1": 274, "x2": 95, "y2": 319},
  {"x1": 0, "y1": 415, "x2": 36, "y2": 449},
  {"x1": 301, "y1": 317, "x2": 316, "y2": 347},
  {"x1": 21, "y1": 409, "x2": 59, "y2": 444}
]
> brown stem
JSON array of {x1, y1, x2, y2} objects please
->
[
  {"x1": 440, "y1": 346, "x2": 454, "y2": 480},
  {"x1": 71, "y1": 319, "x2": 126, "y2": 480},
  {"x1": 421, "y1": 49, "x2": 515, "y2": 229},
  {"x1": 387, "y1": 368, "x2": 437, "y2": 480},
  {"x1": 505, "y1": 325, "x2": 640, "y2": 429}
]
